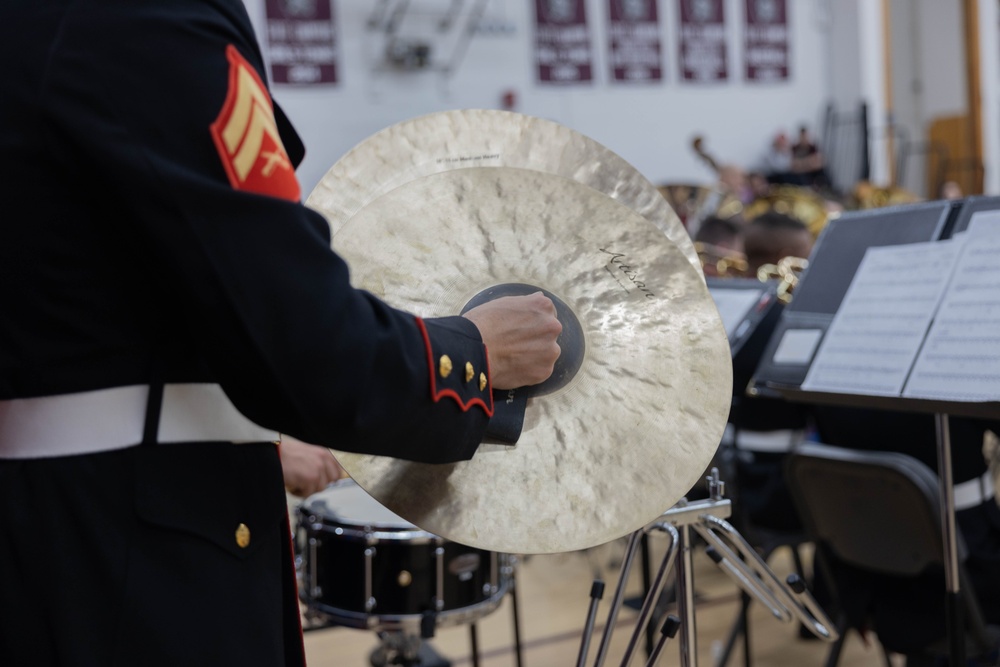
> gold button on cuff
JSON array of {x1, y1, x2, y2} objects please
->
[
  {"x1": 235, "y1": 523, "x2": 251, "y2": 549},
  {"x1": 465, "y1": 362, "x2": 475, "y2": 383},
  {"x1": 479, "y1": 372, "x2": 487, "y2": 391},
  {"x1": 397, "y1": 570, "x2": 413, "y2": 587},
  {"x1": 439, "y1": 355, "x2": 453, "y2": 378}
]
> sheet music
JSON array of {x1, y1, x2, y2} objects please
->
[
  {"x1": 801, "y1": 239, "x2": 961, "y2": 396},
  {"x1": 903, "y1": 216, "x2": 1000, "y2": 401},
  {"x1": 707, "y1": 287, "x2": 766, "y2": 340}
]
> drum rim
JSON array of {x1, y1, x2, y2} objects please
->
[
  {"x1": 302, "y1": 580, "x2": 510, "y2": 630},
  {"x1": 304, "y1": 521, "x2": 442, "y2": 544}
]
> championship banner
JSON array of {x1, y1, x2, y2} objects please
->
[
  {"x1": 265, "y1": 0, "x2": 339, "y2": 85},
  {"x1": 744, "y1": 0, "x2": 789, "y2": 81},
  {"x1": 534, "y1": 0, "x2": 594, "y2": 84},
  {"x1": 677, "y1": 0, "x2": 727, "y2": 82},
  {"x1": 608, "y1": 0, "x2": 664, "y2": 83}
]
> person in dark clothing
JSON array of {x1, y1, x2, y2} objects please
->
[
  {"x1": 0, "y1": 2, "x2": 561, "y2": 665},
  {"x1": 790, "y1": 125, "x2": 829, "y2": 189}
]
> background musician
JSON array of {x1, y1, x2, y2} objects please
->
[
  {"x1": 743, "y1": 211, "x2": 815, "y2": 277},
  {"x1": 694, "y1": 215, "x2": 746, "y2": 278},
  {"x1": 759, "y1": 132, "x2": 803, "y2": 186},
  {"x1": 790, "y1": 125, "x2": 830, "y2": 190},
  {"x1": 808, "y1": 408, "x2": 1000, "y2": 655}
]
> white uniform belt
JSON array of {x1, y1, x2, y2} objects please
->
[
  {"x1": 721, "y1": 425, "x2": 803, "y2": 453},
  {"x1": 0, "y1": 383, "x2": 280, "y2": 460},
  {"x1": 954, "y1": 470, "x2": 995, "y2": 512}
]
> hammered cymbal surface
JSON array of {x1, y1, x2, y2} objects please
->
[
  {"x1": 305, "y1": 108, "x2": 700, "y2": 278},
  {"x1": 327, "y1": 167, "x2": 731, "y2": 555}
]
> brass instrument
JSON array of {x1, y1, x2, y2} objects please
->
[
  {"x1": 852, "y1": 181, "x2": 921, "y2": 209},
  {"x1": 756, "y1": 255, "x2": 808, "y2": 304},
  {"x1": 742, "y1": 185, "x2": 830, "y2": 238},
  {"x1": 696, "y1": 243, "x2": 806, "y2": 303},
  {"x1": 693, "y1": 241, "x2": 748, "y2": 278}
]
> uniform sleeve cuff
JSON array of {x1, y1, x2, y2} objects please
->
[{"x1": 415, "y1": 316, "x2": 494, "y2": 417}]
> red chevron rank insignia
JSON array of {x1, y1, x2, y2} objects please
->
[{"x1": 210, "y1": 45, "x2": 301, "y2": 202}]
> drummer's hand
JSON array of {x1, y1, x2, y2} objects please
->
[
  {"x1": 463, "y1": 292, "x2": 562, "y2": 390},
  {"x1": 280, "y1": 436, "x2": 344, "y2": 497}
]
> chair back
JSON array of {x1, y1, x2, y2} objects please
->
[
  {"x1": 785, "y1": 442, "x2": 998, "y2": 660},
  {"x1": 785, "y1": 442, "x2": 962, "y2": 576}
]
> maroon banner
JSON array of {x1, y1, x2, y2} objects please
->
[
  {"x1": 265, "y1": 0, "x2": 338, "y2": 85},
  {"x1": 534, "y1": 0, "x2": 594, "y2": 84},
  {"x1": 678, "y1": 0, "x2": 727, "y2": 82},
  {"x1": 744, "y1": 0, "x2": 789, "y2": 81},
  {"x1": 608, "y1": 0, "x2": 663, "y2": 82}
]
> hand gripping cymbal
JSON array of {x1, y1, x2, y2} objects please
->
[
  {"x1": 305, "y1": 108, "x2": 701, "y2": 280},
  {"x1": 321, "y1": 166, "x2": 731, "y2": 555}
]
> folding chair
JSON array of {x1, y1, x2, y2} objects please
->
[{"x1": 785, "y1": 442, "x2": 1000, "y2": 666}]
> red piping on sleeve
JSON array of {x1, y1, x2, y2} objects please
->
[{"x1": 416, "y1": 317, "x2": 495, "y2": 417}]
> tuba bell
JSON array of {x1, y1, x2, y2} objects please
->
[{"x1": 743, "y1": 185, "x2": 831, "y2": 238}]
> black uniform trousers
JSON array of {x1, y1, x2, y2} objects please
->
[{"x1": 0, "y1": 442, "x2": 304, "y2": 667}]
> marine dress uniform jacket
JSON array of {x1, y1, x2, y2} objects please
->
[{"x1": 0, "y1": 1, "x2": 495, "y2": 665}]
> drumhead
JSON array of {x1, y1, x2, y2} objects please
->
[{"x1": 301, "y1": 479, "x2": 423, "y2": 531}]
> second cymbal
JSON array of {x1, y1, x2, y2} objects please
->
[{"x1": 305, "y1": 109, "x2": 701, "y2": 279}]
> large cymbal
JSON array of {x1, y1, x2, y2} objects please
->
[
  {"x1": 326, "y1": 166, "x2": 731, "y2": 554},
  {"x1": 305, "y1": 109, "x2": 701, "y2": 279}
]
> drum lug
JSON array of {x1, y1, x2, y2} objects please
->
[
  {"x1": 308, "y1": 537, "x2": 322, "y2": 599},
  {"x1": 434, "y1": 546, "x2": 445, "y2": 611},
  {"x1": 364, "y1": 546, "x2": 377, "y2": 613},
  {"x1": 491, "y1": 551, "x2": 499, "y2": 594}
]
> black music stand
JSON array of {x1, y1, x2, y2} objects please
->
[
  {"x1": 705, "y1": 277, "x2": 782, "y2": 359},
  {"x1": 751, "y1": 197, "x2": 1000, "y2": 666}
]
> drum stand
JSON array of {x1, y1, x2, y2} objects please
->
[
  {"x1": 368, "y1": 631, "x2": 450, "y2": 667},
  {"x1": 576, "y1": 469, "x2": 838, "y2": 667}
]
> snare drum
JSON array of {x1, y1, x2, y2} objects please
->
[{"x1": 297, "y1": 479, "x2": 509, "y2": 631}]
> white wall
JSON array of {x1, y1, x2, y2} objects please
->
[
  {"x1": 855, "y1": 0, "x2": 890, "y2": 185},
  {"x1": 888, "y1": 0, "x2": 967, "y2": 196},
  {"x1": 243, "y1": 0, "x2": 834, "y2": 196},
  {"x1": 888, "y1": 0, "x2": 925, "y2": 193},
  {"x1": 978, "y1": 0, "x2": 1000, "y2": 194},
  {"x1": 826, "y1": 0, "x2": 863, "y2": 114},
  {"x1": 916, "y1": 0, "x2": 967, "y2": 122}
]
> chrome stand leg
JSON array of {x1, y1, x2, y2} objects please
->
[{"x1": 676, "y1": 524, "x2": 699, "y2": 667}]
